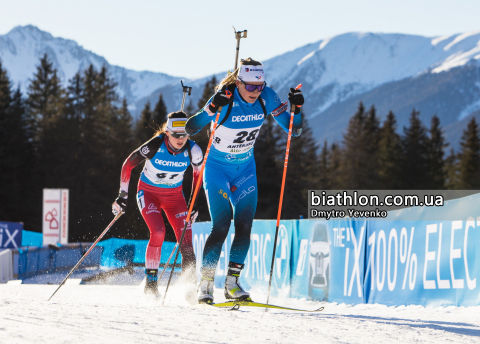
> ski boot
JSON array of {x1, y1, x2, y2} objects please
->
[
  {"x1": 197, "y1": 268, "x2": 215, "y2": 304},
  {"x1": 144, "y1": 269, "x2": 160, "y2": 297},
  {"x1": 224, "y1": 262, "x2": 251, "y2": 301}
]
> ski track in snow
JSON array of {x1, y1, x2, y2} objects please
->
[{"x1": 1, "y1": 284, "x2": 480, "y2": 344}]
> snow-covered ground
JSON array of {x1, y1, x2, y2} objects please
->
[{"x1": 1, "y1": 278, "x2": 480, "y2": 344}]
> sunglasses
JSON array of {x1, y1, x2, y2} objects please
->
[
  {"x1": 239, "y1": 79, "x2": 267, "y2": 92},
  {"x1": 169, "y1": 131, "x2": 188, "y2": 139}
]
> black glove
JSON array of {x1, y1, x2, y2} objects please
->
[
  {"x1": 208, "y1": 86, "x2": 231, "y2": 113},
  {"x1": 288, "y1": 88, "x2": 304, "y2": 114},
  {"x1": 112, "y1": 191, "x2": 128, "y2": 215}
]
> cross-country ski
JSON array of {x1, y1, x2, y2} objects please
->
[{"x1": 209, "y1": 300, "x2": 325, "y2": 312}]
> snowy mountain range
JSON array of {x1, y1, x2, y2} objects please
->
[
  {"x1": 2, "y1": 25, "x2": 480, "y2": 148},
  {"x1": 0, "y1": 25, "x2": 180, "y2": 106}
]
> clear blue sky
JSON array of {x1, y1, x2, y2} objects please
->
[{"x1": 1, "y1": 0, "x2": 479, "y2": 78}]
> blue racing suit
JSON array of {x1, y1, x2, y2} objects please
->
[{"x1": 185, "y1": 86, "x2": 302, "y2": 270}]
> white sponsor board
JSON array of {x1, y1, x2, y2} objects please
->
[{"x1": 43, "y1": 189, "x2": 69, "y2": 245}]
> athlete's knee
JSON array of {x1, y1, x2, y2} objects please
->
[
  {"x1": 148, "y1": 230, "x2": 165, "y2": 247},
  {"x1": 208, "y1": 224, "x2": 230, "y2": 243},
  {"x1": 235, "y1": 221, "x2": 253, "y2": 243}
]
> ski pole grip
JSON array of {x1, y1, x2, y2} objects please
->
[{"x1": 290, "y1": 84, "x2": 303, "y2": 112}]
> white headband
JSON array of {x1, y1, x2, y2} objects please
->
[
  {"x1": 167, "y1": 118, "x2": 187, "y2": 133},
  {"x1": 237, "y1": 64, "x2": 265, "y2": 83}
]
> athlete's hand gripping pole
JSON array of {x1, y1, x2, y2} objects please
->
[
  {"x1": 47, "y1": 213, "x2": 123, "y2": 301},
  {"x1": 233, "y1": 27, "x2": 247, "y2": 71},
  {"x1": 266, "y1": 84, "x2": 302, "y2": 306},
  {"x1": 180, "y1": 80, "x2": 192, "y2": 112},
  {"x1": 162, "y1": 90, "x2": 233, "y2": 306}
]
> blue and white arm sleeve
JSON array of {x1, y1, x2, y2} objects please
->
[
  {"x1": 185, "y1": 95, "x2": 230, "y2": 136},
  {"x1": 264, "y1": 88, "x2": 303, "y2": 137}
]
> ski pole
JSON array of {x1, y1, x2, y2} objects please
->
[
  {"x1": 180, "y1": 80, "x2": 192, "y2": 112},
  {"x1": 157, "y1": 243, "x2": 178, "y2": 283},
  {"x1": 233, "y1": 27, "x2": 247, "y2": 70},
  {"x1": 162, "y1": 91, "x2": 232, "y2": 306},
  {"x1": 266, "y1": 84, "x2": 302, "y2": 306},
  {"x1": 157, "y1": 207, "x2": 199, "y2": 283},
  {"x1": 157, "y1": 162, "x2": 200, "y2": 285},
  {"x1": 48, "y1": 213, "x2": 123, "y2": 301}
]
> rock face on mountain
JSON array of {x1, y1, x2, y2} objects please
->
[{"x1": 2, "y1": 25, "x2": 480, "y2": 147}]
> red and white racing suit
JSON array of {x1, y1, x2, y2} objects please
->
[{"x1": 119, "y1": 134, "x2": 203, "y2": 270}]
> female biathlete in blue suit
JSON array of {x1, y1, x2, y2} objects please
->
[{"x1": 185, "y1": 58, "x2": 304, "y2": 303}]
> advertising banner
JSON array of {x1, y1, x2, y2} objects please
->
[
  {"x1": 43, "y1": 189, "x2": 69, "y2": 245},
  {"x1": 291, "y1": 220, "x2": 329, "y2": 301},
  {"x1": 189, "y1": 192, "x2": 480, "y2": 307},
  {"x1": 327, "y1": 218, "x2": 367, "y2": 304},
  {"x1": 192, "y1": 220, "x2": 294, "y2": 297},
  {"x1": 365, "y1": 194, "x2": 480, "y2": 307},
  {"x1": 0, "y1": 221, "x2": 23, "y2": 249}
]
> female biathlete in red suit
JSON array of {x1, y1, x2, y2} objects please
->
[{"x1": 112, "y1": 112, "x2": 203, "y2": 300}]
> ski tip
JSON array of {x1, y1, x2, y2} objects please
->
[{"x1": 315, "y1": 307, "x2": 325, "y2": 312}]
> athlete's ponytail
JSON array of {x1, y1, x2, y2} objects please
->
[{"x1": 215, "y1": 58, "x2": 263, "y2": 92}]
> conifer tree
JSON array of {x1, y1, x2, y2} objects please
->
[
  {"x1": 50, "y1": 72, "x2": 83, "y2": 189},
  {"x1": 457, "y1": 118, "x2": 480, "y2": 189},
  {"x1": 24, "y1": 55, "x2": 66, "y2": 229},
  {"x1": 190, "y1": 76, "x2": 218, "y2": 153},
  {"x1": 281, "y1": 117, "x2": 319, "y2": 218},
  {"x1": 428, "y1": 115, "x2": 447, "y2": 189},
  {"x1": 327, "y1": 143, "x2": 342, "y2": 189},
  {"x1": 10, "y1": 88, "x2": 33, "y2": 212},
  {"x1": 0, "y1": 62, "x2": 35, "y2": 225},
  {"x1": 400, "y1": 109, "x2": 430, "y2": 189},
  {"x1": 135, "y1": 102, "x2": 153, "y2": 144},
  {"x1": 109, "y1": 98, "x2": 145, "y2": 237},
  {"x1": 444, "y1": 148, "x2": 459, "y2": 189},
  {"x1": 65, "y1": 72, "x2": 84, "y2": 120},
  {"x1": 340, "y1": 102, "x2": 365, "y2": 188},
  {"x1": 362, "y1": 105, "x2": 381, "y2": 188},
  {"x1": 255, "y1": 115, "x2": 282, "y2": 219},
  {"x1": 0, "y1": 61, "x2": 10, "y2": 113},
  {"x1": 196, "y1": 76, "x2": 217, "y2": 112},
  {"x1": 27, "y1": 54, "x2": 65, "y2": 144},
  {"x1": 377, "y1": 111, "x2": 403, "y2": 189},
  {"x1": 65, "y1": 64, "x2": 128, "y2": 241},
  {"x1": 317, "y1": 141, "x2": 330, "y2": 189},
  {"x1": 152, "y1": 93, "x2": 167, "y2": 128},
  {"x1": 185, "y1": 99, "x2": 195, "y2": 117},
  {"x1": 0, "y1": 62, "x2": 14, "y2": 221},
  {"x1": 340, "y1": 102, "x2": 381, "y2": 188}
]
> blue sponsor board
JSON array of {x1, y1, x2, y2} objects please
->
[
  {"x1": 291, "y1": 220, "x2": 330, "y2": 301},
  {"x1": 188, "y1": 193, "x2": 480, "y2": 307},
  {"x1": 192, "y1": 219, "x2": 365, "y2": 303},
  {"x1": 365, "y1": 194, "x2": 480, "y2": 307},
  {"x1": 327, "y1": 219, "x2": 367, "y2": 304},
  {"x1": 0, "y1": 221, "x2": 23, "y2": 249},
  {"x1": 192, "y1": 220, "x2": 293, "y2": 297}
]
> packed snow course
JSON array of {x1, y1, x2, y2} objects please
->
[{"x1": 1, "y1": 277, "x2": 480, "y2": 344}]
